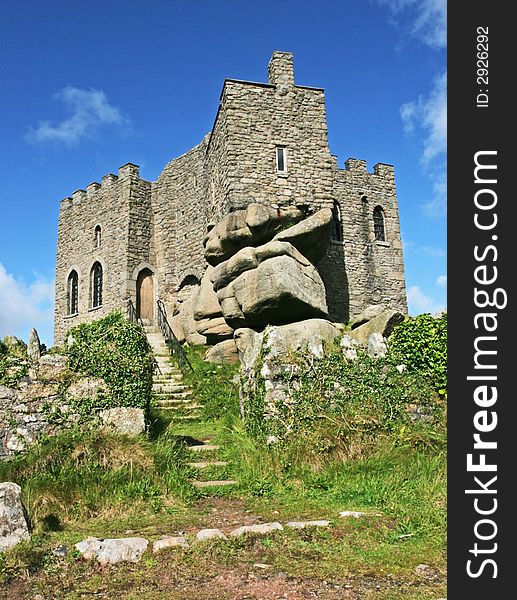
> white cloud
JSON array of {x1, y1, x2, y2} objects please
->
[
  {"x1": 376, "y1": 0, "x2": 447, "y2": 218},
  {"x1": 403, "y1": 242, "x2": 446, "y2": 258},
  {"x1": 401, "y1": 71, "x2": 447, "y2": 216},
  {"x1": 401, "y1": 71, "x2": 446, "y2": 165},
  {"x1": 418, "y1": 244, "x2": 446, "y2": 258},
  {"x1": 0, "y1": 263, "x2": 54, "y2": 345},
  {"x1": 407, "y1": 284, "x2": 445, "y2": 316},
  {"x1": 375, "y1": 0, "x2": 446, "y2": 49},
  {"x1": 436, "y1": 274, "x2": 447, "y2": 287},
  {"x1": 422, "y1": 170, "x2": 446, "y2": 217},
  {"x1": 26, "y1": 86, "x2": 129, "y2": 145}
]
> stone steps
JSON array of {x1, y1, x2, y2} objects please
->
[
  {"x1": 168, "y1": 414, "x2": 203, "y2": 422},
  {"x1": 156, "y1": 404, "x2": 203, "y2": 412},
  {"x1": 188, "y1": 443, "x2": 220, "y2": 453},
  {"x1": 191, "y1": 480, "x2": 237, "y2": 489},
  {"x1": 153, "y1": 393, "x2": 193, "y2": 403},
  {"x1": 152, "y1": 385, "x2": 190, "y2": 393},
  {"x1": 146, "y1": 326, "x2": 198, "y2": 419},
  {"x1": 145, "y1": 327, "x2": 239, "y2": 493},
  {"x1": 154, "y1": 397, "x2": 198, "y2": 405},
  {"x1": 187, "y1": 461, "x2": 228, "y2": 468}
]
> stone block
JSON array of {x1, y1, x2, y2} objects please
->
[
  {"x1": 204, "y1": 339, "x2": 239, "y2": 364},
  {"x1": 75, "y1": 536, "x2": 149, "y2": 565},
  {"x1": 0, "y1": 482, "x2": 30, "y2": 552}
]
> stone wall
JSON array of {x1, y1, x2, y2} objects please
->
[
  {"x1": 54, "y1": 164, "x2": 152, "y2": 345},
  {"x1": 126, "y1": 165, "x2": 155, "y2": 306},
  {"x1": 215, "y1": 54, "x2": 334, "y2": 214},
  {"x1": 323, "y1": 159, "x2": 407, "y2": 320},
  {"x1": 152, "y1": 141, "x2": 208, "y2": 317},
  {"x1": 0, "y1": 355, "x2": 105, "y2": 459}
]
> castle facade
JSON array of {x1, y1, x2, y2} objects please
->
[{"x1": 54, "y1": 52, "x2": 406, "y2": 344}]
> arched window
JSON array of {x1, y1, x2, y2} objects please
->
[
  {"x1": 91, "y1": 262, "x2": 103, "y2": 308},
  {"x1": 373, "y1": 206, "x2": 386, "y2": 241},
  {"x1": 94, "y1": 225, "x2": 102, "y2": 248},
  {"x1": 67, "y1": 270, "x2": 78, "y2": 315},
  {"x1": 331, "y1": 201, "x2": 343, "y2": 241}
]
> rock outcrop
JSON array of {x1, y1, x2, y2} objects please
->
[
  {"x1": 236, "y1": 318, "x2": 342, "y2": 422},
  {"x1": 235, "y1": 319, "x2": 341, "y2": 367},
  {"x1": 211, "y1": 240, "x2": 328, "y2": 330},
  {"x1": 272, "y1": 208, "x2": 332, "y2": 264},
  {"x1": 349, "y1": 304, "x2": 386, "y2": 329},
  {"x1": 99, "y1": 407, "x2": 146, "y2": 436},
  {"x1": 203, "y1": 203, "x2": 305, "y2": 266},
  {"x1": 1, "y1": 336, "x2": 26, "y2": 359},
  {"x1": 178, "y1": 295, "x2": 206, "y2": 346},
  {"x1": 193, "y1": 266, "x2": 234, "y2": 343},
  {"x1": 27, "y1": 329, "x2": 42, "y2": 362},
  {"x1": 198, "y1": 206, "x2": 339, "y2": 361},
  {"x1": 204, "y1": 339, "x2": 239, "y2": 364},
  {"x1": 347, "y1": 309, "x2": 404, "y2": 346},
  {"x1": 0, "y1": 482, "x2": 30, "y2": 552}
]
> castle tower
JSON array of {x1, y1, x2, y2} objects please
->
[{"x1": 54, "y1": 51, "x2": 406, "y2": 344}]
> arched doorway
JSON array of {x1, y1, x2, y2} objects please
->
[{"x1": 136, "y1": 268, "x2": 154, "y2": 324}]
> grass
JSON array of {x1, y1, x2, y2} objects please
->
[
  {"x1": 0, "y1": 342, "x2": 446, "y2": 598},
  {"x1": 0, "y1": 428, "x2": 196, "y2": 533}
]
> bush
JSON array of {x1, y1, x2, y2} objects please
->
[
  {"x1": 65, "y1": 311, "x2": 155, "y2": 412},
  {"x1": 389, "y1": 312, "x2": 447, "y2": 395},
  {"x1": 0, "y1": 337, "x2": 28, "y2": 387},
  {"x1": 242, "y1": 344, "x2": 445, "y2": 460}
]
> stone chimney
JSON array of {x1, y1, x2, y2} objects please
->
[{"x1": 268, "y1": 51, "x2": 295, "y2": 92}]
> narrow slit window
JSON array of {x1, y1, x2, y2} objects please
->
[
  {"x1": 331, "y1": 201, "x2": 343, "y2": 241},
  {"x1": 91, "y1": 262, "x2": 103, "y2": 308},
  {"x1": 94, "y1": 225, "x2": 102, "y2": 248},
  {"x1": 67, "y1": 270, "x2": 78, "y2": 315},
  {"x1": 276, "y1": 147, "x2": 287, "y2": 173},
  {"x1": 373, "y1": 206, "x2": 386, "y2": 241}
]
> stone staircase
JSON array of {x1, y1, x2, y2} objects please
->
[
  {"x1": 144, "y1": 325, "x2": 201, "y2": 420},
  {"x1": 185, "y1": 440, "x2": 236, "y2": 490},
  {"x1": 145, "y1": 324, "x2": 237, "y2": 490}
]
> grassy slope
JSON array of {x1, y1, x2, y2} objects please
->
[{"x1": 0, "y1": 346, "x2": 446, "y2": 599}]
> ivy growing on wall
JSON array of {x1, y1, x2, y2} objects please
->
[
  {"x1": 0, "y1": 338, "x2": 28, "y2": 387},
  {"x1": 65, "y1": 312, "x2": 155, "y2": 412},
  {"x1": 389, "y1": 312, "x2": 447, "y2": 396}
]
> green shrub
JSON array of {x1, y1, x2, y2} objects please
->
[
  {"x1": 243, "y1": 348, "x2": 444, "y2": 457},
  {"x1": 0, "y1": 337, "x2": 28, "y2": 387},
  {"x1": 65, "y1": 311, "x2": 155, "y2": 412},
  {"x1": 389, "y1": 312, "x2": 447, "y2": 395}
]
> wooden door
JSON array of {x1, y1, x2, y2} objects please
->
[{"x1": 137, "y1": 269, "x2": 154, "y2": 323}]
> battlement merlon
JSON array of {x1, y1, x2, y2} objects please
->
[
  {"x1": 86, "y1": 182, "x2": 101, "y2": 197},
  {"x1": 373, "y1": 163, "x2": 395, "y2": 179},
  {"x1": 59, "y1": 164, "x2": 151, "y2": 217},
  {"x1": 59, "y1": 197, "x2": 73, "y2": 211},
  {"x1": 118, "y1": 162, "x2": 140, "y2": 179},
  {"x1": 268, "y1": 51, "x2": 295, "y2": 88},
  {"x1": 341, "y1": 158, "x2": 395, "y2": 180},
  {"x1": 72, "y1": 189, "x2": 86, "y2": 204}
]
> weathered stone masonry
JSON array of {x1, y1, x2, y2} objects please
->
[{"x1": 54, "y1": 51, "x2": 407, "y2": 344}]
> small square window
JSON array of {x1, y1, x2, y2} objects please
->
[{"x1": 276, "y1": 147, "x2": 287, "y2": 173}]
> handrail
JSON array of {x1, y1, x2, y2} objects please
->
[
  {"x1": 127, "y1": 299, "x2": 141, "y2": 325},
  {"x1": 156, "y1": 299, "x2": 193, "y2": 372}
]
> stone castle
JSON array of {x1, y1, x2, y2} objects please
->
[{"x1": 54, "y1": 51, "x2": 407, "y2": 346}]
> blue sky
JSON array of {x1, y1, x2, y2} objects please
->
[{"x1": 0, "y1": 0, "x2": 446, "y2": 346}]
